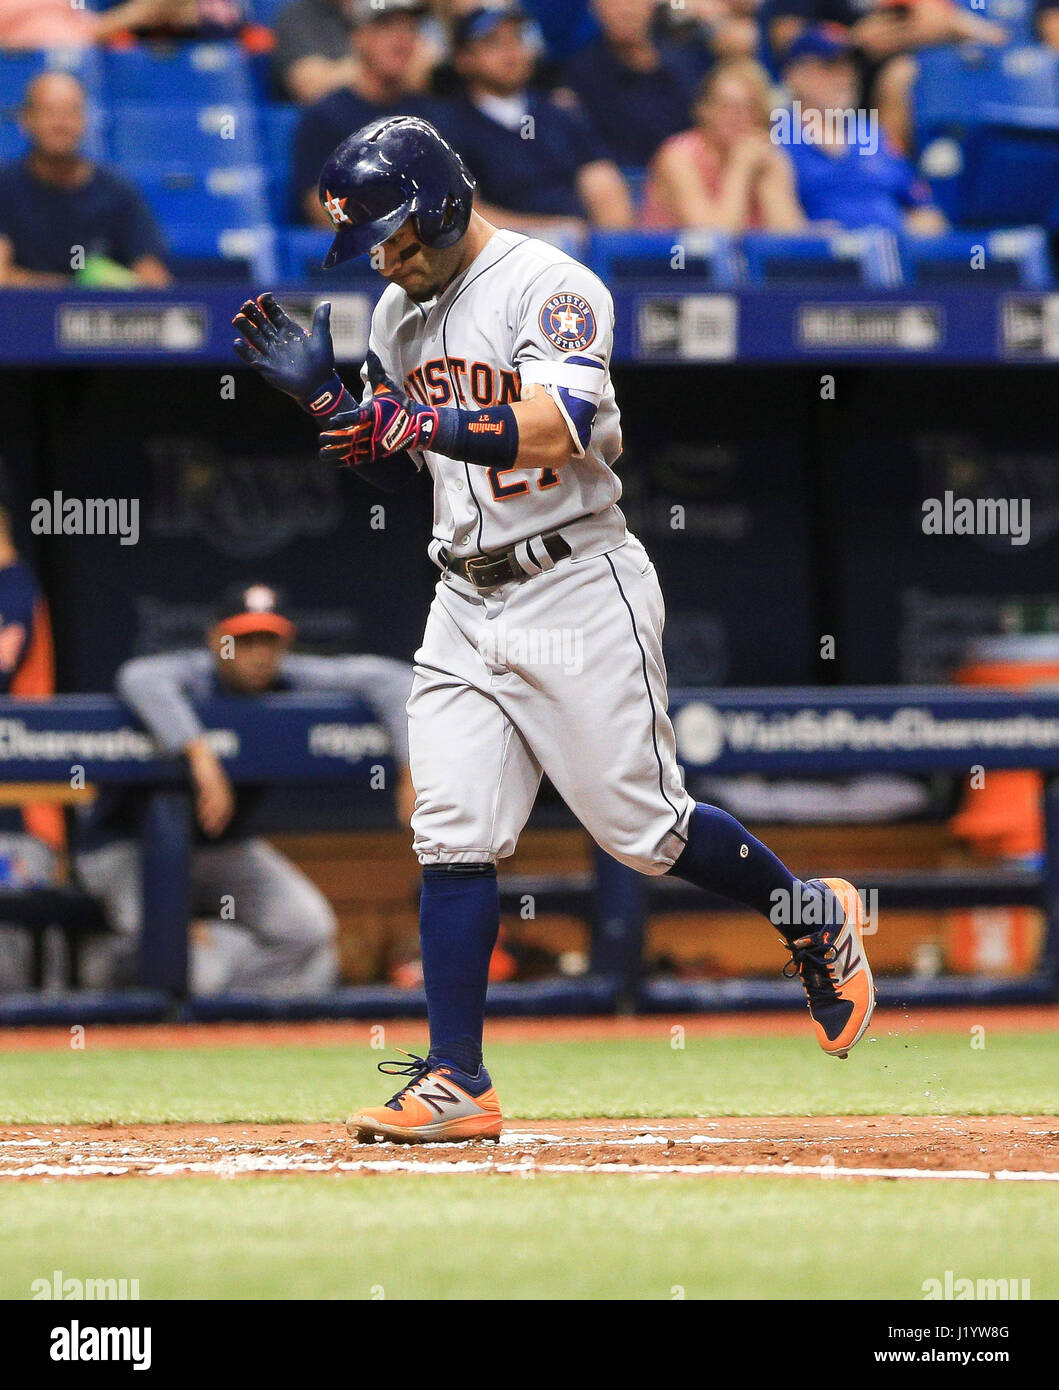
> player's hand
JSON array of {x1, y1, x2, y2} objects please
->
[
  {"x1": 318, "y1": 350, "x2": 439, "y2": 467},
  {"x1": 232, "y1": 293, "x2": 338, "y2": 407}
]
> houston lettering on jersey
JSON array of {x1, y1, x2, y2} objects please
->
[{"x1": 405, "y1": 359, "x2": 521, "y2": 408}]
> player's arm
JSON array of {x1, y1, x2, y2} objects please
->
[
  {"x1": 0, "y1": 234, "x2": 68, "y2": 287},
  {"x1": 317, "y1": 349, "x2": 580, "y2": 474},
  {"x1": 116, "y1": 652, "x2": 234, "y2": 837},
  {"x1": 575, "y1": 161, "x2": 635, "y2": 229}
]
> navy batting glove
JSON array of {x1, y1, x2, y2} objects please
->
[
  {"x1": 319, "y1": 354, "x2": 440, "y2": 468},
  {"x1": 232, "y1": 293, "x2": 344, "y2": 416}
]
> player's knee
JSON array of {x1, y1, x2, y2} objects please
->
[
  {"x1": 286, "y1": 884, "x2": 337, "y2": 949},
  {"x1": 597, "y1": 823, "x2": 688, "y2": 877}
]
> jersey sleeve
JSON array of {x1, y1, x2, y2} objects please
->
[
  {"x1": 511, "y1": 260, "x2": 614, "y2": 458},
  {"x1": 115, "y1": 651, "x2": 210, "y2": 756}
]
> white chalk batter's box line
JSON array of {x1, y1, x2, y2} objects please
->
[{"x1": 1, "y1": 1154, "x2": 1057, "y2": 1182}]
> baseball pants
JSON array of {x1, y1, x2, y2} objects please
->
[
  {"x1": 76, "y1": 837, "x2": 337, "y2": 994},
  {"x1": 409, "y1": 533, "x2": 693, "y2": 872}
]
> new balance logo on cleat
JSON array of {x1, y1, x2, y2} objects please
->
[
  {"x1": 414, "y1": 1082, "x2": 461, "y2": 1115},
  {"x1": 783, "y1": 878, "x2": 876, "y2": 1059},
  {"x1": 346, "y1": 1053, "x2": 503, "y2": 1145}
]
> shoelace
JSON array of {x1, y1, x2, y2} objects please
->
[
  {"x1": 782, "y1": 933, "x2": 840, "y2": 1008},
  {"x1": 376, "y1": 1050, "x2": 437, "y2": 1106}
]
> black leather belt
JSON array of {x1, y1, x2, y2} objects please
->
[{"x1": 443, "y1": 530, "x2": 572, "y2": 590}]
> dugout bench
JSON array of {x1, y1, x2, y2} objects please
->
[{"x1": 0, "y1": 688, "x2": 1057, "y2": 1023}]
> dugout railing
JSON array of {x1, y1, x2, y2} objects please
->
[{"x1": 0, "y1": 688, "x2": 1057, "y2": 1023}]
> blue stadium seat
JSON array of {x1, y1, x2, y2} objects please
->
[
  {"x1": 0, "y1": 47, "x2": 102, "y2": 107},
  {"x1": 164, "y1": 223, "x2": 279, "y2": 283},
  {"x1": 588, "y1": 230, "x2": 738, "y2": 286},
  {"x1": 739, "y1": 231, "x2": 900, "y2": 287},
  {"x1": 914, "y1": 44, "x2": 1059, "y2": 149},
  {"x1": 108, "y1": 102, "x2": 261, "y2": 167},
  {"x1": 261, "y1": 103, "x2": 300, "y2": 222},
  {"x1": 897, "y1": 227, "x2": 1051, "y2": 286},
  {"x1": 246, "y1": 0, "x2": 292, "y2": 24},
  {"x1": 128, "y1": 164, "x2": 271, "y2": 232},
  {"x1": 956, "y1": 107, "x2": 1059, "y2": 226},
  {"x1": 278, "y1": 225, "x2": 393, "y2": 284},
  {"x1": 0, "y1": 122, "x2": 24, "y2": 161},
  {"x1": 280, "y1": 227, "x2": 334, "y2": 282},
  {"x1": 104, "y1": 42, "x2": 254, "y2": 105}
]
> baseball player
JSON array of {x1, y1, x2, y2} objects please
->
[
  {"x1": 76, "y1": 582, "x2": 413, "y2": 994},
  {"x1": 232, "y1": 116, "x2": 875, "y2": 1144}
]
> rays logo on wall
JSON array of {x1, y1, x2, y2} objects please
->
[
  {"x1": 539, "y1": 294, "x2": 596, "y2": 353},
  {"x1": 147, "y1": 439, "x2": 343, "y2": 559}
]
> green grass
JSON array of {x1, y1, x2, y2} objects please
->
[
  {"x1": 2, "y1": 1030, "x2": 1055, "y2": 1300},
  {"x1": 0, "y1": 1031, "x2": 1055, "y2": 1124},
  {"x1": 2, "y1": 1175, "x2": 1056, "y2": 1300}
]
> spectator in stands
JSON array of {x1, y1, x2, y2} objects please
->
[
  {"x1": 436, "y1": 4, "x2": 633, "y2": 236},
  {"x1": 0, "y1": 483, "x2": 64, "y2": 994},
  {"x1": 274, "y1": 0, "x2": 444, "y2": 105},
  {"x1": 767, "y1": 0, "x2": 1007, "y2": 150},
  {"x1": 642, "y1": 57, "x2": 804, "y2": 230},
  {"x1": 780, "y1": 28, "x2": 946, "y2": 233},
  {"x1": 521, "y1": 0, "x2": 599, "y2": 62},
  {"x1": 0, "y1": 0, "x2": 196, "y2": 47},
  {"x1": 75, "y1": 583, "x2": 415, "y2": 995},
  {"x1": 661, "y1": 0, "x2": 761, "y2": 62},
  {"x1": 273, "y1": 0, "x2": 359, "y2": 104},
  {"x1": 561, "y1": 0, "x2": 714, "y2": 168},
  {"x1": 1038, "y1": 0, "x2": 1059, "y2": 46},
  {"x1": 0, "y1": 74, "x2": 171, "y2": 288},
  {"x1": 293, "y1": 0, "x2": 440, "y2": 225}
]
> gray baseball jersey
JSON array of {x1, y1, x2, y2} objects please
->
[
  {"x1": 368, "y1": 228, "x2": 694, "y2": 873},
  {"x1": 362, "y1": 229, "x2": 626, "y2": 561}
]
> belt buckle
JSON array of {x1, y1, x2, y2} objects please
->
[{"x1": 464, "y1": 555, "x2": 494, "y2": 589}]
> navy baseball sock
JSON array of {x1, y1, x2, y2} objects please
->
[
  {"x1": 668, "y1": 804, "x2": 840, "y2": 942},
  {"x1": 419, "y1": 863, "x2": 499, "y2": 1078}
]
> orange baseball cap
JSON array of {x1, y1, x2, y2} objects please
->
[{"x1": 213, "y1": 583, "x2": 295, "y2": 642}]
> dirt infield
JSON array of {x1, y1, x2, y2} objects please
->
[
  {"x1": 0, "y1": 1004, "x2": 1056, "y2": 1053},
  {"x1": 2, "y1": 1115, "x2": 1057, "y2": 1183}
]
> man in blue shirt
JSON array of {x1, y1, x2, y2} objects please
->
[
  {"x1": 292, "y1": 0, "x2": 439, "y2": 225},
  {"x1": 562, "y1": 0, "x2": 714, "y2": 168},
  {"x1": 780, "y1": 27, "x2": 945, "y2": 233},
  {"x1": 0, "y1": 73, "x2": 170, "y2": 288},
  {"x1": 436, "y1": 5, "x2": 632, "y2": 234}
]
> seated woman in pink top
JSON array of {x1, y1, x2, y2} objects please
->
[{"x1": 641, "y1": 58, "x2": 805, "y2": 232}]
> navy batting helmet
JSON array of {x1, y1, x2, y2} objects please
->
[{"x1": 318, "y1": 115, "x2": 476, "y2": 268}]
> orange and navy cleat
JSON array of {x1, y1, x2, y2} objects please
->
[
  {"x1": 782, "y1": 877, "x2": 876, "y2": 1059},
  {"x1": 347, "y1": 1051, "x2": 503, "y2": 1145}
]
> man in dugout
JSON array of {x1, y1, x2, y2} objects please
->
[{"x1": 75, "y1": 583, "x2": 414, "y2": 995}]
